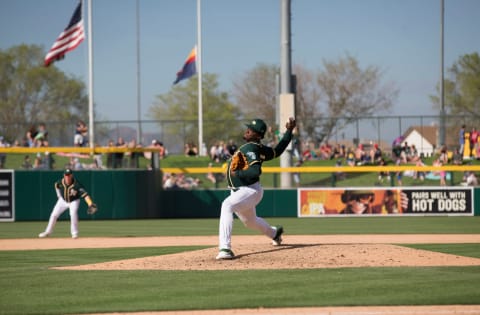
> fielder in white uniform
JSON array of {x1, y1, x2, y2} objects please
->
[
  {"x1": 39, "y1": 168, "x2": 95, "y2": 239},
  {"x1": 216, "y1": 117, "x2": 296, "y2": 260}
]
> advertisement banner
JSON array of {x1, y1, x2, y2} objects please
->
[
  {"x1": 0, "y1": 170, "x2": 14, "y2": 222},
  {"x1": 298, "y1": 187, "x2": 473, "y2": 217}
]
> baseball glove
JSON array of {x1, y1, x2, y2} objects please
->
[
  {"x1": 230, "y1": 151, "x2": 249, "y2": 171},
  {"x1": 87, "y1": 203, "x2": 98, "y2": 215}
]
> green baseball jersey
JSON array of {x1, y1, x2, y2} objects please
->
[
  {"x1": 227, "y1": 129, "x2": 293, "y2": 189},
  {"x1": 55, "y1": 178, "x2": 89, "y2": 203}
]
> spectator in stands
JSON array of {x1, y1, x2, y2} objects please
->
[
  {"x1": 392, "y1": 144, "x2": 403, "y2": 162},
  {"x1": 163, "y1": 173, "x2": 179, "y2": 190},
  {"x1": 377, "y1": 157, "x2": 390, "y2": 183},
  {"x1": 470, "y1": 127, "x2": 479, "y2": 158},
  {"x1": 217, "y1": 141, "x2": 230, "y2": 161},
  {"x1": 70, "y1": 157, "x2": 83, "y2": 170},
  {"x1": 206, "y1": 163, "x2": 218, "y2": 184},
  {"x1": 74, "y1": 120, "x2": 88, "y2": 147},
  {"x1": 462, "y1": 171, "x2": 478, "y2": 186},
  {"x1": 408, "y1": 144, "x2": 420, "y2": 163},
  {"x1": 433, "y1": 158, "x2": 447, "y2": 186},
  {"x1": 291, "y1": 128, "x2": 302, "y2": 162},
  {"x1": 114, "y1": 137, "x2": 126, "y2": 168},
  {"x1": 293, "y1": 160, "x2": 304, "y2": 186},
  {"x1": 127, "y1": 139, "x2": 142, "y2": 168},
  {"x1": 370, "y1": 143, "x2": 383, "y2": 165},
  {"x1": 346, "y1": 147, "x2": 356, "y2": 166},
  {"x1": 413, "y1": 157, "x2": 426, "y2": 182},
  {"x1": 330, "y1": 143, "x2": 343, "y2": 160},
  {"x1": 34, "y1": 123, "x2": 48, "y2": 147},
  {"x1": 106, "y1": 139, "x2": 115, "y2": 168},
  {"x1": 402, "y1": 142, "x2": 411, "y2": 159},
  {"x1": 452, "y1": 148, "x2": 463, "y2": 165},
  {"x1": 22, "y1": 155, "x2": 32, "y2": 169},
  {"x1": 178, "y1": 173, "x2": 201, "y2": 189},
  {"x1": 264, "y1": 125, "x2": 280, "y2": 147},
  {"x1": 163, "y1": 172, "x2": 200, "y2": 190},
  {"x1": 395, "y1": 158, "x2": 403, "y2": 186},
  {"x1": 354, "y1": 144, "x2": 367, "y2": 165},
  {"x1": 459, "y1": 124, "x2": 466, "y2": 157},
  {"x1": 209, "y1": 140, "x2": 229, "y2": 162},
  {"x1": 184, "y1": 142, "x2": 198, "y2": 157},
  {"x1": 43, "y1": 152, "x2": 55, "y2": 170},
  {"x1": 33, "y1": 155, "x2": 43, "y2": 169},
  {"x1": 302, "y1": 141, "x2": 318, "y2": 161},
  {"x1": 317, "y1": 142, "x2": 332, "y2": 160},
  {"x1": 334, "y1": 159, "x2": 346, "y2": 181},
  {"x1": 144, "y1": 140, "x2": 166, "y2": 166},
  {"x1": 226, "y1": 139, "x2": 238, "y2": 157},
  {"x1": 438, "y1": 145, "x2": 449, "y2": 164},
  {"x1": 153, "y1": 140, "x2": 167, "y2": 159},
  {"x1": 210, "y1": 141, "x2": 221, "y2": 162},
  {"x1": 25, "y1": 126, "x2": 36, "y2": 147}
]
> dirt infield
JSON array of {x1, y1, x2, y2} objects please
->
[
  {"x1": 3, "y1": 234, "x2": 480, "y2": 271},
  {"x1": 4, "y1": 234, "x2": 480, "y2": 315}
]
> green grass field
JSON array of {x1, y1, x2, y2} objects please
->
[{"x1": 1, "y1": 217, "x2": 480, "y2": 314}]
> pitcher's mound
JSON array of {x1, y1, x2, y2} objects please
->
[{"x1": 56, "y1": 243, "x2": 480, "y2": 271}]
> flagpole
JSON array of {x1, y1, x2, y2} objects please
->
[
  {"x1": 135, "y1": 0, "x2": 142, "y2": 144},
  {"x1": 197, "y1": 0, "x2": 203, "y2": 156},
  {"x1": 87, "y1": 0, "x2": 95, "y2": 152}
]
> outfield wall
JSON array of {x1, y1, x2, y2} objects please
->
[{"x1": 3, "y1": 170, "x2": 479, "y2": 221}]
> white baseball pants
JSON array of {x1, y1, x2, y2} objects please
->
[
  {"x1": 218, "y1": 182, "x2": 276, "y2": 250},
  {"x1": 43, "y1": 198, "x2": 81, "y2": 238}
]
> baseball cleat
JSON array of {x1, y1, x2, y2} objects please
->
[
  {"x1": 216, "y1": 248, "x2": 235, "y2": 260},
  {"x1": 38, "y1": 232, "x2": 49, "y2": 238},
  {"x1": 72, "y1": 235, "x2": 78, "y2": 239},
  {"x1": 272, "y1": 225, "x2": 283, "y2": 246}
]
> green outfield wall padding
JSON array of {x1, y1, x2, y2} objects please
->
[
  {"x1": 14, "y1": 170, "x2": 164, "y2": 221},
  {"x1": 12, "y1": 170, "x2": 298, "y2": 221},
  {"x1": 475, "y1": 188, "x2": 480, "y2": 216},
  {"x1": 12, "y1": 171, "x2": 479, "y2": 221}
]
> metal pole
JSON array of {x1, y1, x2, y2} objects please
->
[
  {"x1": 135, "y1": 0, "x2": 142, "y2": 144},
  {"x1": 280, "y1": 0, "x2": 293, "y2": 187},
  {"x1": 280, "y1": 0, "x2": 291, "y2": 94},
  {"x1": 87, "y1": 0, "x2": 94, "y2": 151},
  {"x1": 439, "y1": 0, "x2": 446, "y2": 147},
  {"x1": 197, "y1": 0, "x2": 204, "y2": 155}
]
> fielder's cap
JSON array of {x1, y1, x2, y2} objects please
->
[
  {"x1": 64, "y1": 168, "x2": 73, "y2": 175},
  {"x1": 245, "y1": 119, "x2": 267, "y2": 139}
]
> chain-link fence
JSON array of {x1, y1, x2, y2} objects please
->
[{"x1": 0, "y1": 115, "x2": 475, "y2": 156}]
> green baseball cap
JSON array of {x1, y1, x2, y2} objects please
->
[
  {"x1": 245, "y1": 119, "x2": 267, "y2": 138},
  {"x1": 64, "y1": 168, "x2": 73, "y2": 175}
]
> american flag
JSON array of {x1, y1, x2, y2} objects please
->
[{"x1": 44, "y1": 1, "x2": 85, "y2": 67}]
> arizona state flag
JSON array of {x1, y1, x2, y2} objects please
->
[{"x1": 173, "y1": 46, "x2": 197, "y2": 84}]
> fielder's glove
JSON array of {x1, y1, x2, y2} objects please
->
[
  {"x1": 230, "y1": 151, "x2": 249, "y2": 171},
  {"x1": 87, "y1": 203, "x2": 98, "y2": 215}
]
